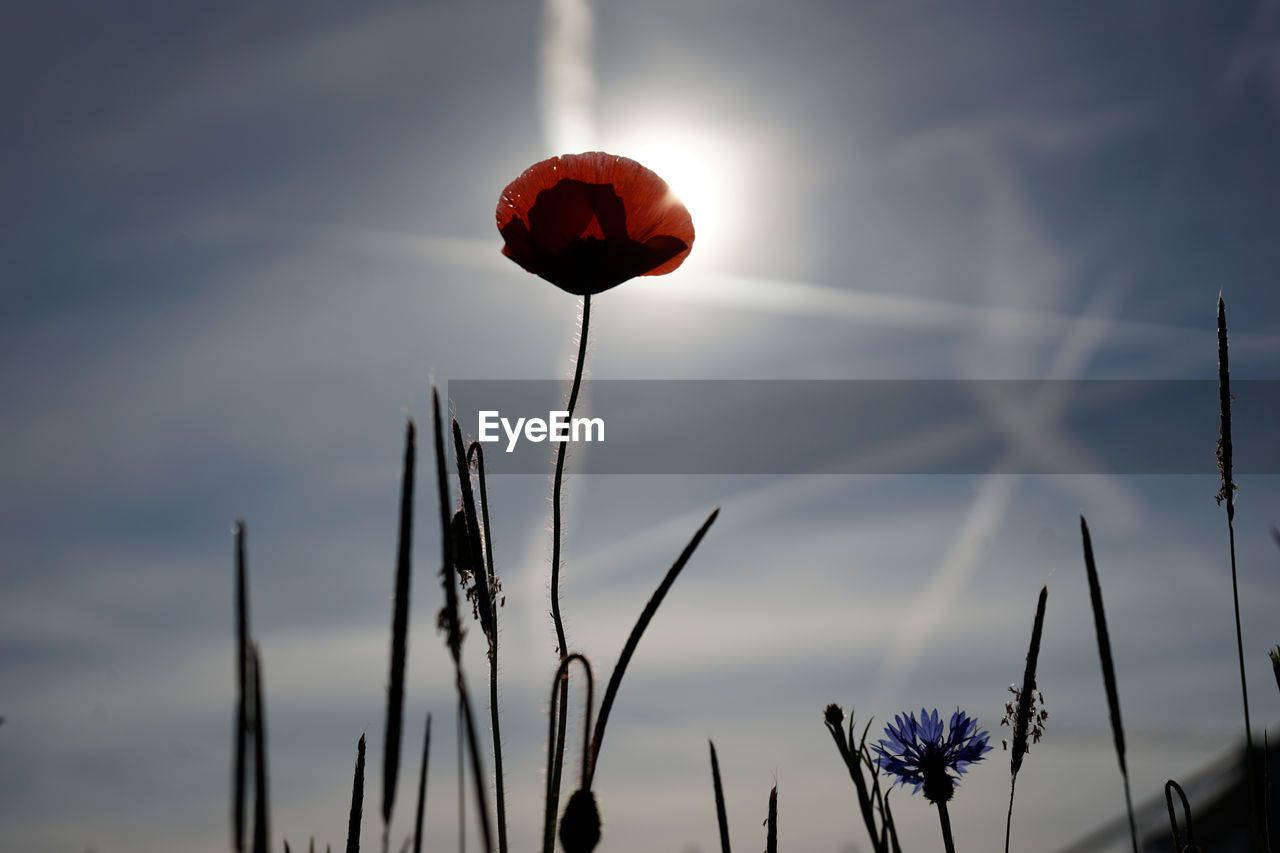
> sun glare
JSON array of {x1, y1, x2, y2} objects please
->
[{"x1": 605, "y1": 125, "x2": 740, "y2": 267}]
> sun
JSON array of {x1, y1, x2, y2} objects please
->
[{"x1": 603, "y1": 124, "x2": 741, "y2": 267}]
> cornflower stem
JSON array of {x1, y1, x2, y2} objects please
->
[
  {"x1": 935, "y1": 800, "x2": 957, "y2": 853},
  {"x1": 548, "y1": 293, "x2": 592, "y2": 844}
]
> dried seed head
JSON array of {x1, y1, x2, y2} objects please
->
[
  {"x1": 558, "y1": 788, "x2": 601, "y2": 853},
  {"x1": 1000, "y1": 684, "x2": 1049, "y2": 756}
]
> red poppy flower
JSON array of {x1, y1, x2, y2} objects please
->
[{"x1": 497, "y1": 152, "x2": 695, "y2": 295}]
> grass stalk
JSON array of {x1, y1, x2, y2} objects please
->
[
  {"x1": 1005, "y1": 584, "x2": 1047, "y2": 853},
  {"x1": 586, "y1": 508, "x2": 719, "y2": 786},
  {"x1": 709, "y1": 740, "x2": 732, "y2": 853},
  {"x1": 348, "y1": 734, "x2": 366, "y2": 853},
  {"x1": 233, "y1": 520, "x2": 249, "y2": 853},
  {"x1": 1217, "y1": 297, "x2": 1260, "y2": 845},
  {"x1": 1080, "y1": 517, "x2": 1138, "y2": 853},
  {"x1": 431, "y1": 388, "x2": 495, "y2": 853},
  {"x1": 765, "y1": 786, "x2": 777, "y2": 853},
  {"x1": 457, "y1": 701, "x2": 466, "y2": 853},
  {"x1": 250, "y1": 642, "x2": 270, "y2": 853},
  {"x1": 548, "y1": 294, "x2": 593, "y2": 836},
  {"x1": 383, "y1": 420, "x2": 416, "y2": 838},
  {"x1": 453, "y1": 422, "x2": 492, "y2": 640},
  {"x1": 822, "y1": 705, "x2": 882, "y2": 852},
  {"x1": 412, "y1": 713, "x2": 432, "y2": 853},
  {"x1": 468, "y1": 441, "x2": 507, "y2": 853}
]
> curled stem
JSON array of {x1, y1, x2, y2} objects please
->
[
  {"x1": 542, "y1": 653, "x2": 595, "y2": 853},
  {"x1": 1164, "y1": 779, "x2": 1198, "y2": 853}
]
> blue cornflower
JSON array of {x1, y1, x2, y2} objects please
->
[{"x1": 875, "y1": 708, "x2": 991, "y2": 805}]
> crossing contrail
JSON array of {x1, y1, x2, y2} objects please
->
[{"x1": 540, "y1": 0, "x2": 597, "y2": 153}]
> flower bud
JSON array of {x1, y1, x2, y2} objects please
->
[{"x1": 558, "y1": 788, "x2": 601, "y2": 853}]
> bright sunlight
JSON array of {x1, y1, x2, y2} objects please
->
[{"x1": 605, "y1": 123, "x2": 742, "y2": 267}]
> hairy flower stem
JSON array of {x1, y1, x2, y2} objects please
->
[
  {"x1": 935, "y1": 800, "x2": 957, "y2": 853},
  {"x1": 548, "y1": 294, "x2": 592, "y2": 841}
]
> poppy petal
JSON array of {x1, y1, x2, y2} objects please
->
[{"x1": 497, "y1": 152, "x2": 695, "y2": 295}]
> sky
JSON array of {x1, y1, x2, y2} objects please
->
[{"x1": 3, "y1": 1, "x2": 1280, "y2": 851}]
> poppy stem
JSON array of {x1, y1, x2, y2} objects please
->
[
  {"x1": 547, "y1": 293, "x2": 591, "y2": 847},
  {"x1": 934, "y1": 800, "x2": 957, "y2": 853}
]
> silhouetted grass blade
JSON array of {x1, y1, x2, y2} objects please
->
[
  {"x1": 431, "y1": 389, "x2": 462, "y2": 663},
  {"x1": 384, "y1": 420, "x2": 415, "y2": 830},
  {"x1": 1080, "y1": 517, "x2": 1137, "y2": 853},
  {"x1": 234, "y1": 520, "x2": 249, "y2": 853},
  {"x1": 587, "y1": 508, "x2": 719, "y2": 785},
  {"x1": 452, "y1": 420, "x2": 492, "y2": 641},
  {"x1": 468, "y1": 439, "x2": 508, "y2": 853},
  {"x1": 250, "y1": 642, "x2": 270, "y2": 853},
  {"x1": 1011, "y1": 585, "x2": 1047, "y2": 776},
  {"x1": 412, "y1": 713, "x2": 431, "y2": 853},
  {"x1": 709, "y1": 740, "x2": 732, "y2": 853},
  {"x1": 821, "y1": 704, "x2": 887, "y2": 852},
  {"x1": 430, "y1": 390, "x2": 494, "y2": 853},
  {"x1": 1217, "y1": 297, "x2": 1260, "y2": 844},
  {"x1": 1005, "y1": 584, "x2": 1047, "y2": 853},
  {"x1": 348, "y1": 733, "x2": 366, "y2": 853},
  {"x1": 1217, "y1": 296, "x2": 1235, "y2": 520},
  {"x1": 765, "y1": 786, "x2": 777, "y2": 853}
]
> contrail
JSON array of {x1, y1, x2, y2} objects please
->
[{"x1": 540, "y1": 0, "x2": 597, "y2": 153}]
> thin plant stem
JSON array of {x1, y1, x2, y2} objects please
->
[
  {"x1": 233, "y1": 521, "x2": 249, "y2": 853},
  {"x1": 587, "y1": 508, "x2": 719, "y2": 786},
  {"x1": 1217, "y1": 297, "x2": 1260, "y2": 847},
  {"x1": 469, "y1": 441, "x2": 507, "y2": 853},
  {"x1": 1080, "y1": 517, "x2": 1138, "y2": 853},
  {"x1": 935, "y1": 800, "x2": 956, "y2": 853},
  {"x1": 457, "y1": 700, "x2": 465, "y2": 853},
  {"x1": 453, "y1": 422, "x2": 492, "y2": 639},
  {"x1": 542, "y1": 654, "x2": 595, "y2": 853},
  {"x1": 430, "y1": 389, "x2": 494, "y2": 853},
  {"x1": 548, "y1": 293, "x2": 592, "y2": 832},
  {"x1": 412, "y1": 713, "x2": 431, "y2": 853},
  {"x1": 348, "y1": 734, "x2": 366, "y2": 853},
  {"x1": 709, "y1": 740, "x2": 732, "y2": 853},
  {"x1": 822, "y1": 708, "x2": 880, "y2": 852},
  {"x1": 250, "y1": 642, "x2": 270, "y2": 853},
  {"x1": 1005, "y1": 585, "x2": 1048, "y2": 853},
  {"x1": 1164, "y1": 779, "x2": 1197, "y2": 853},
  {"x1": 1003, "y1": 775, "x2": 1017, "y2": 853},
  {"x1": 383, "y1": 421, "x2": 415, "y2": 838},
  {"x1": 765, "y1": 786, "x2": 777, "y2": 853}
]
